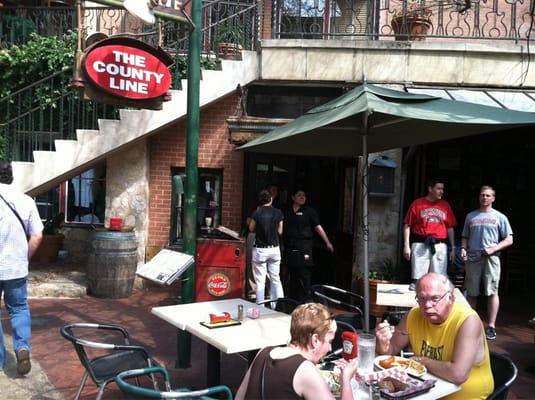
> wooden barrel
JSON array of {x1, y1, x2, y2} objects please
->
[{"x1": 87, "y1": 231, "x2": 138, "y2": 299}]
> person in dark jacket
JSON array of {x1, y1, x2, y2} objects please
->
[{"x1": 283, "y1": 189, "x2": 333, "y2": 302}]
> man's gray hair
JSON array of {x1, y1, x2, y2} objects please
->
[{"x1": 417, "y1": 273, "x2": 455, "y2": 292}]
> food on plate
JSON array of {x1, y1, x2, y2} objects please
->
[
  {"x1": 379, "y1": 355, "x2": 397, "y2": 369},
  {"x1": 378, "y1": 377, "x2": 409, "y2": 393},
  {"x1": 377, "y1": 355, "x2": 426, "y2": 376},
  {"x1": 319, "y1": 368, "x2": 341, "y2": 396},
  {"x1": 209, "y1": 312, "x2": 231, "y2": 324}
]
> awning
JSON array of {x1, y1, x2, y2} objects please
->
[
  {"x1": 237, "y1": 82, "x2": 535, "y2": 332},
  {"x1": 238, "y1": 83, "x2": 535, "y2": 157}
]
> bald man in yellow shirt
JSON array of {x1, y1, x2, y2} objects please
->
[{"x1": 375, "y1": 273, "x2": 493, "y2": 400}]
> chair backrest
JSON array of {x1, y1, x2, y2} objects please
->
[
  {"x1": 256, "y1": 297, "x2": 299, "y2": 314},
  {"x1": 60, "y1": 323, "x2": 104, "y2": 384},
  {"x1": 311, "y1": 284, "x2": 370, "y2": 330},
  {"x1": 117, "y1": 367, "x2": 233, "y2": 399},
  {"x1": 487, "y1": 351, "x2": 518, "y2": 400},
  {"x1": 60, "y1": 322, "x2": 148, "y2": 385}
]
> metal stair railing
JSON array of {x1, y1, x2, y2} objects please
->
[
  {"x1": 0, "y1": 67, "x2": 119, "y2": 162},
  {"x1": 0, "y1": 1, "x2": 260, "y2": 163}
]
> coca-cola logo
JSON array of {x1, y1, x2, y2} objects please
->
[{"x1": 207, "y1": 273, "x2": 231, "y2": 297}]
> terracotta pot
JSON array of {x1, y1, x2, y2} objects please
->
[
  {"x1": 368, "y1": 278, "x2": 392, "y2": 318},
  {"x1": 218, "y1": 42, "x2": 243, "y2": 60},
  {"x1": 31, "y1": 234, "x2": 64, "y2": 263},
  {"x1": 391, "y1": 16, "x2": 431, "y2": 41}
]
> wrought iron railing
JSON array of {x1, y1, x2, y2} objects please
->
[
  {"x1": 273, "y1": 0, "x2": 535, "y2": 42},
  {"x1": 0, "y1": 1, "x2": 260, "y2": 163},
  {"x1": 0, "y1": 68, "x2": 119, "y2": 162}
]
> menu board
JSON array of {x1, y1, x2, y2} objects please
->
[{"x1": 136, "y1": 249, "x2": 194, "y2": 285}]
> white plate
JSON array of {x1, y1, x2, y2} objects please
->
[{"x1": 374, "y1": 355, "x2": 427, "y2": 377}]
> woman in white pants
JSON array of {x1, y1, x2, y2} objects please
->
[{"x1": 249, "y1": 189, "x2": 284, "y2": 303}]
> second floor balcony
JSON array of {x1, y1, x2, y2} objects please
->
[{"x1": 1, "y1": 0, "x2": 533, "y2": 51}]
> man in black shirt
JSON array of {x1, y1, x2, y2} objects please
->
[
  {"x1": 249, "y1": 189, "x2": 284, "y2": 304},
  {"x1": 283, "y1": 189, "x2": 333, "y2": 302}
]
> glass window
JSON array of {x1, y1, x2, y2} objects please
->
[
  {"x1": 170, "y1": 168, "x2": 223, "y2": 244},
  {"x1": 65, "y1": 165, "x2": 106, "y2": 225}
]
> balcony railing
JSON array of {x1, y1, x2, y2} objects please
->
[{"x1": 273, "y1": 0, "x2": 534, "y2": 42}]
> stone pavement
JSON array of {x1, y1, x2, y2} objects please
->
[
  {"x1": 0, "y1": 334, "x2": 63, "y2": 400},
  {"x1": 1, "y1": 280, "x2": 534, "y2": 399}
]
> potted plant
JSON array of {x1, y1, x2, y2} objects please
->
[
  {"x1": 391, "y1": 0, "x2": 432, "y2": 41},
  {"x1": 31, "y1": 213, "x2": 65, "y2": 263},
  {"x1": 216, "y1": 23, "x2": 244, "y2": 60}
]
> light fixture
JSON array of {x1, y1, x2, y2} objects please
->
[{"x1": 123, "y1": 0, "x2": 156, "y2": 24}]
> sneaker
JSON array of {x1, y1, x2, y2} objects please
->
[
  {"x1": 408, "y1": 283, "x2": 416, "y2": 291},
  {"x1": 16, "y1": 348, "x2": 31, "y2": 375},
  {"x1": 485, "y1": 327, "x2": 497, "y2": 340}
]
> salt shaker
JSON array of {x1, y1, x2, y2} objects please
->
[{"x1": 237, "y1": 304, "x2": 244, "y2": 321}]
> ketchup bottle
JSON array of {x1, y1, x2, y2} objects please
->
[{"x1": 341, "y1": 331, "x2": 358, "y2": 360}]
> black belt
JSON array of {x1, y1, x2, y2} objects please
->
[{"x1": 254, "y1": 244, "x2": 278, "y2": 248}]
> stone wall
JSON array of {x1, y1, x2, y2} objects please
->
[{"x1": 105, "y1": 140, "x2": 150, "y2": 268}]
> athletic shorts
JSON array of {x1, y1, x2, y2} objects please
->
[
  {"x1": 411, "y1": 242, "x2": 448, "y2": 279},
  {"x1": 464, "y1": 255, "x2": 500, "y2": 296}
]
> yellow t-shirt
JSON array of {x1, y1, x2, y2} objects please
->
[{"x1": 407, "y1": 302, "x2": 494, "y2": 400}]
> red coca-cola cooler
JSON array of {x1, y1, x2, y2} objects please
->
[{"x1": 195, "y1": 235, "x2": 245, "y2": 302}]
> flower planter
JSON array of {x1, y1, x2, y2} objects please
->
[
  {"x1": 218, "y1": 42, "x2": 243, "y2": 60},
  {"x1": 391, "y1": 16, "x2": 431, "y2": 41},
  {"x1": 31, "y1": 233, "x2": 64, "y2": 263}
]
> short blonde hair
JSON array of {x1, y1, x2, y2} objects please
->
[
  {"x1": 480, "y1": 185, "x2": 495, "y2": 196},
  {"x1": 290, "y1": 303, "x2": 333, "y2": 348}
]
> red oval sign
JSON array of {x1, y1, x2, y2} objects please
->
[
  {"x1": 83, "y1": 44, "x2": 172, "y2": 100},
  {"x1": 207, "y1": 273, "x2": 231, "y2": 297}
]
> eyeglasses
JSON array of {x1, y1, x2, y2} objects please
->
[{"x1": 415, "y1": 291, "x2": 451, "y2": 306}]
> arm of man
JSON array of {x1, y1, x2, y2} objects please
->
[
  {"x1": 418, "y1": 315, "x2": 483, "y2": 385},
  {"x1": 483, "y1": 234, "x2": 513, "y2": 256},
  {"x1": 248, "y1": 218, "x2": 256, "y2": 233},
  {"x1": 461, "y1": 237, "x2": 468, "y2": 261},
  {"x1": 277, "y1": 220, "x2": 283, "y2": 236},
  {"x1": 27, "y1": 232, "x2": 43, "y2": 259},
  {"x1": 447, "y1": 227, "x2": 455, "y2": 262},
  {"x1": 294, "y1": 361, "x2": 336, "y2": 400},
  {"x1": 375, "y1": 315, "x2": 410, "y2": 355},
  {"x1": 403, "y1": 224, "x2": 411, "y2": 261},
  {"x1": 314, "y1": 225, "x2": 334, "y2": 252}
]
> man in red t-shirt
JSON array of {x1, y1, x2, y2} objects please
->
[{"x1": 403, "y1": 179, "x2": 456, "y2": 290}]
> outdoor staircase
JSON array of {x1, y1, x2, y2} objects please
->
[{"x1": 12, "y1": 51, "x2": 260, "y2": 196}]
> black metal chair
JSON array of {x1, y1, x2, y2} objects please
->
[
  {"x1": 312, "y1": 284, "x2": 374, "y2": 330},
  {"x1": 256, "y1": 297, "x2": 300, "y2": 314},
  {"x1": 116, "y1": 366, "x2": 233, "y2": 399},
  {"x1": 60, "y1": 322, "x2": 158, "y2": 400},
  {"x1": 487, "y1": 351, "x2": 518, "y2": 400}
]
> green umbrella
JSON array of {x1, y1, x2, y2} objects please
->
[{"x1": 239, "y1": 83, "x2": 535, "y2": 330}]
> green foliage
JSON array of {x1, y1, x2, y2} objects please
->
[
  {"x1": 0, "y1": 31, "x2": 76, "y2": 99},
  {"x1": 369, "y1": 258, "x2": 408, "y2": 281},
  {"x1": 216, "y1": 22, "x2": 245, "y2": 44}
]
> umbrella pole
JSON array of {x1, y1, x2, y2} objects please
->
[{"x1": 362, "y1": 112, "x2": 370, "y2": 332}]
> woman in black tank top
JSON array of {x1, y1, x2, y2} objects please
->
[{"x1": 235, "y1": 303, "x2": 358, "y2": 400}]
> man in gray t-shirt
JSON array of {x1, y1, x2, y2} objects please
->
[{"x1": 461, "y1": 185, "x2": 513, "y2": 341}]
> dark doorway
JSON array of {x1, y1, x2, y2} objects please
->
[
  {"x1": 408, "y1": 126, "x2": 535, "y2": 295},
  {"x1": 243, "y1": 153, "x2": 356, "y2": 290}
]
